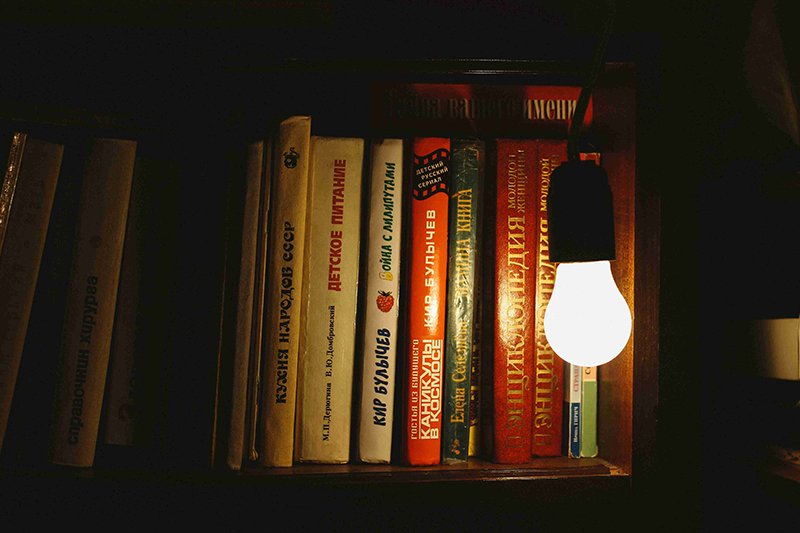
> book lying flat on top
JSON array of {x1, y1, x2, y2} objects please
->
[
  {"x1": 356, "y1": 138, "x2": 404, "y2": 464},
  {"x1": 49, "y1": 137, "x2": 137, "y2": 467},
  {"x1": 294, "y1": 136, "x2": 364, "y2": 464},
  {"x1": 0, "y1": 133, "x2": 64, "y2": 453}
]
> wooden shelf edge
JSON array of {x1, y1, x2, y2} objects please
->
[
  {"x1": 0, "y1": 457, "x2": 628, "y2": 485},
  {"x1": 237, "y1": 457, "x2": 622, "y2": 484}
]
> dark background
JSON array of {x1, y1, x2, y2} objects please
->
[{"x1": 3, "y1": 0, "x2": 800, "y2": 528}]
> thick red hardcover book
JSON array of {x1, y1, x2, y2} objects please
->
[
  {"x1": 492, "y1": 139, "x2": 537, "y2": 464},
  {"x1": 532, "y1": 139, "x2": 567, "y2": 457},
  {"x1": 402, "y1": 137, "x2": 450, "y2": 465}
]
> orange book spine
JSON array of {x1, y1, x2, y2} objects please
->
[{"x1": 403, "y1": 138, "x2": 449, "y2": 465}]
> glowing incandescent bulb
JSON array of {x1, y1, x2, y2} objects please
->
[
  {"x1": 545, "y1": 159, "x2": 631, "y2": 367},
  {"x1": 543, "y1": 260, "x2": 631, "y2": 367}
]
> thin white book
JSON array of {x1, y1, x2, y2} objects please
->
[
  {"x1": 356, "y1": 138, "x2": 403, "y2": 464},
  {"x1": 226, "y1": 140, "x2": 265, "y2": 470},
  {"x1": 565, "y1": 362, "x2": 582, "y2": 458},
  {"x1": 293, "y1": 136, "x2": 365, "y2": 463}
]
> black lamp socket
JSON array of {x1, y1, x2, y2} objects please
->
[{"x1": 547, "y1": 160, "x2": 616, "y2": 263}]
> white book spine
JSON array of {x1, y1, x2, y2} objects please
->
[
  {"x1": 294, "y1": 137, "x2": 364, "y2": 463},
  {"x1": 259, "y1": 116, "x2": 311, "y2": 467},
  {"x1": 356, "y1": 139, "x2": 403, "y2": 463}
]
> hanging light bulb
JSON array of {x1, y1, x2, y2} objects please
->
[
  {"x1": 544, "y1": 260, "x2": 631, "y2": 367},
  {"x1": 543, "y1": 159, "x2": 631, "y2": 366}
]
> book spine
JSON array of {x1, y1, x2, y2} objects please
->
[
  {"x1": 259, "y1": 116, "x2": 312, "y2": 467},
  {"x1": 49, "y1": 138, "x2": 137, "y2": 467},
  {"x1": 580, "y1": 365, "x2": 598, "y2": 457},
  {"x1": 294, "y1": 137, "x2": 364, "y2": 463},
  {"x1": 468, "y1": 174, "x2": 487, "y2": 459},
  {"x1": 0, "y1": 135, "x2": 63, "y2": 452},
  {"x1": 531, "y1": 140, "x2": 566, "y2": 457},
  {"x1": 246, "y1": 137, "x2": 273, "y2": 462},
  {"x1": 468, "y1": 272, "x2": 482, "y2": 457},
  {"x1": 492, "y1": 138, "x2": 537, "y2": 464},
  {"x1": 564, "y1": 362, "x2": 582, "y2": 458},
  {"x1": 226, "y1": 140, "x2": 265, "y2": 470},
  {"x1": 442, "y1": 139, "x2": 483, "y2": 463},
  {"x1": 0, "y1": 132, "x2": 26, "y2": 255},
  {"x1": 357, "y1": 139, "x2": 403, "y2": 464},
  {"x1": 580, "y1": 153, "x2": 601, "y2": 165},
  {"x1": 403, "y1": 137, "x2": 449, "y2": 466}
]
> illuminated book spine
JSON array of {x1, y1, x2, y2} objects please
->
[
  {"x1": 402, "y1": 137, "x2": 449, "y2": 466},
  {"x1": 580, "y1": 365, "x2": 598, "y2": 457},
  {"x1": 259, "y1": 116, "x2": 312, "y2": 467},
  {"x1": 356, "y1": 139, "x2": 403, "y2": 464},
  {"x1": 441, "y1": 139, "x2": 483, "y2": 463},
  {"x1": 49, "y1": 138, "x2": 137, "y2": 467},
  {"x1": 492, "y1": 138, "x2": 538, "y2": 464},
  {"x1": 564, "y1": 362, "x2": 582, "y2": 458},
  {"x1": 531, "y1": 139, "x2": 566, "y2": 457},
  {"x1": 294, "y1": 136, "x2": 364, "y2": 464}
]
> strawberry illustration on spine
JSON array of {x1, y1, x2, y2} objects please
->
[{"x1": 376, "y1": 291, "x2": 394, "y2": 313}]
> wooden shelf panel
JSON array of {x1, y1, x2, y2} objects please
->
[
  {"x1": 0, "y1": 457, "x2": 624, "y2": 485},
  {"x1": 240, "y1": 457, "x2": 620, "y2": 483}
]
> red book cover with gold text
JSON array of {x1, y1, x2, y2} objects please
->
[
  {"x1": 531, "y1": 139, "x2": 567, "y2": 457},
  {"x1": 493, "y1": 139, "x2": 538, "y2": 464},
  {"x1": 402, "y1": 137, "x2": 450, "y2": 465},
  {"x1": 371, "y1": 83, "x2": 591, "y2": 138}
]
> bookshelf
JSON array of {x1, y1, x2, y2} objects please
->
[{"x1": 0, "y1": 15, "x2": 663, "y2": 527}]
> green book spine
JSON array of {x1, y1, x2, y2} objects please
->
[
  {"x1": 580, "y1": 365, "x2": 598, "y2": 457},
  {"x1": 442, "y1": 139, "x2": 484, "y2": 463}
]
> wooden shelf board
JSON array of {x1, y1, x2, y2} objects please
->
[{"x1": 240, "y1": 456, "x2": 621, "y2": 483}]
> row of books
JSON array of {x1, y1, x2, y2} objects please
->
[
  {"x1": 0, "y1": 116, "x2": 600, "y2": 469},
  {"x1": 227, "y1": 116, "x2": 602, "y2": 468},
  {"x1": 0, "y1": 134, "x2": 146, "y2": 466},
  {"x1": 0, "y1": 130, "x2": 231, "y2": 468}
]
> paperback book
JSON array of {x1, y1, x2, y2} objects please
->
[
  {"x1": 402, "y1": 137, "x2": 449, "y2": 466},
  {"x1": 294, "y1": 136, "x2": 364, "y2": 464},
  {"x1": 564, "y1": 362, "x2": 582, "y2": 459},
  {"x1": 357, "y1": 138, "x2": 404, "y2": 464},
  {"x1": 0, "y1": 133, "x2": 63, "y2": 453},
  {"x1": 49, "y1": 138, "x2": 137, "y2": 467},
  {"x1": 226, "y1": 140, "x2": 268, "y2": 470},
  {"x1": 259, "y1": 116, "x2": 312, "y2": 467}
]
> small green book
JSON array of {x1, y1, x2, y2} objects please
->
[{"x1": 580, "y1": 366, "x2": 598, "y2": 458}]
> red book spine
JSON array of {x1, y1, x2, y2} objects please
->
[
  {"x1": 403, "y1": 137, "x2": 450, "y2": 465},
  {"x1": 532, "y1": 139, "x2": 567, "y2": 457},
  {"x1": 492, "y1": 139, "x2": 538, "y2": 464}
]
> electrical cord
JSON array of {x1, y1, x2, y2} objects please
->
[{"x1": 568, "y1": 0, "x2": 617, "y2": 162}]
